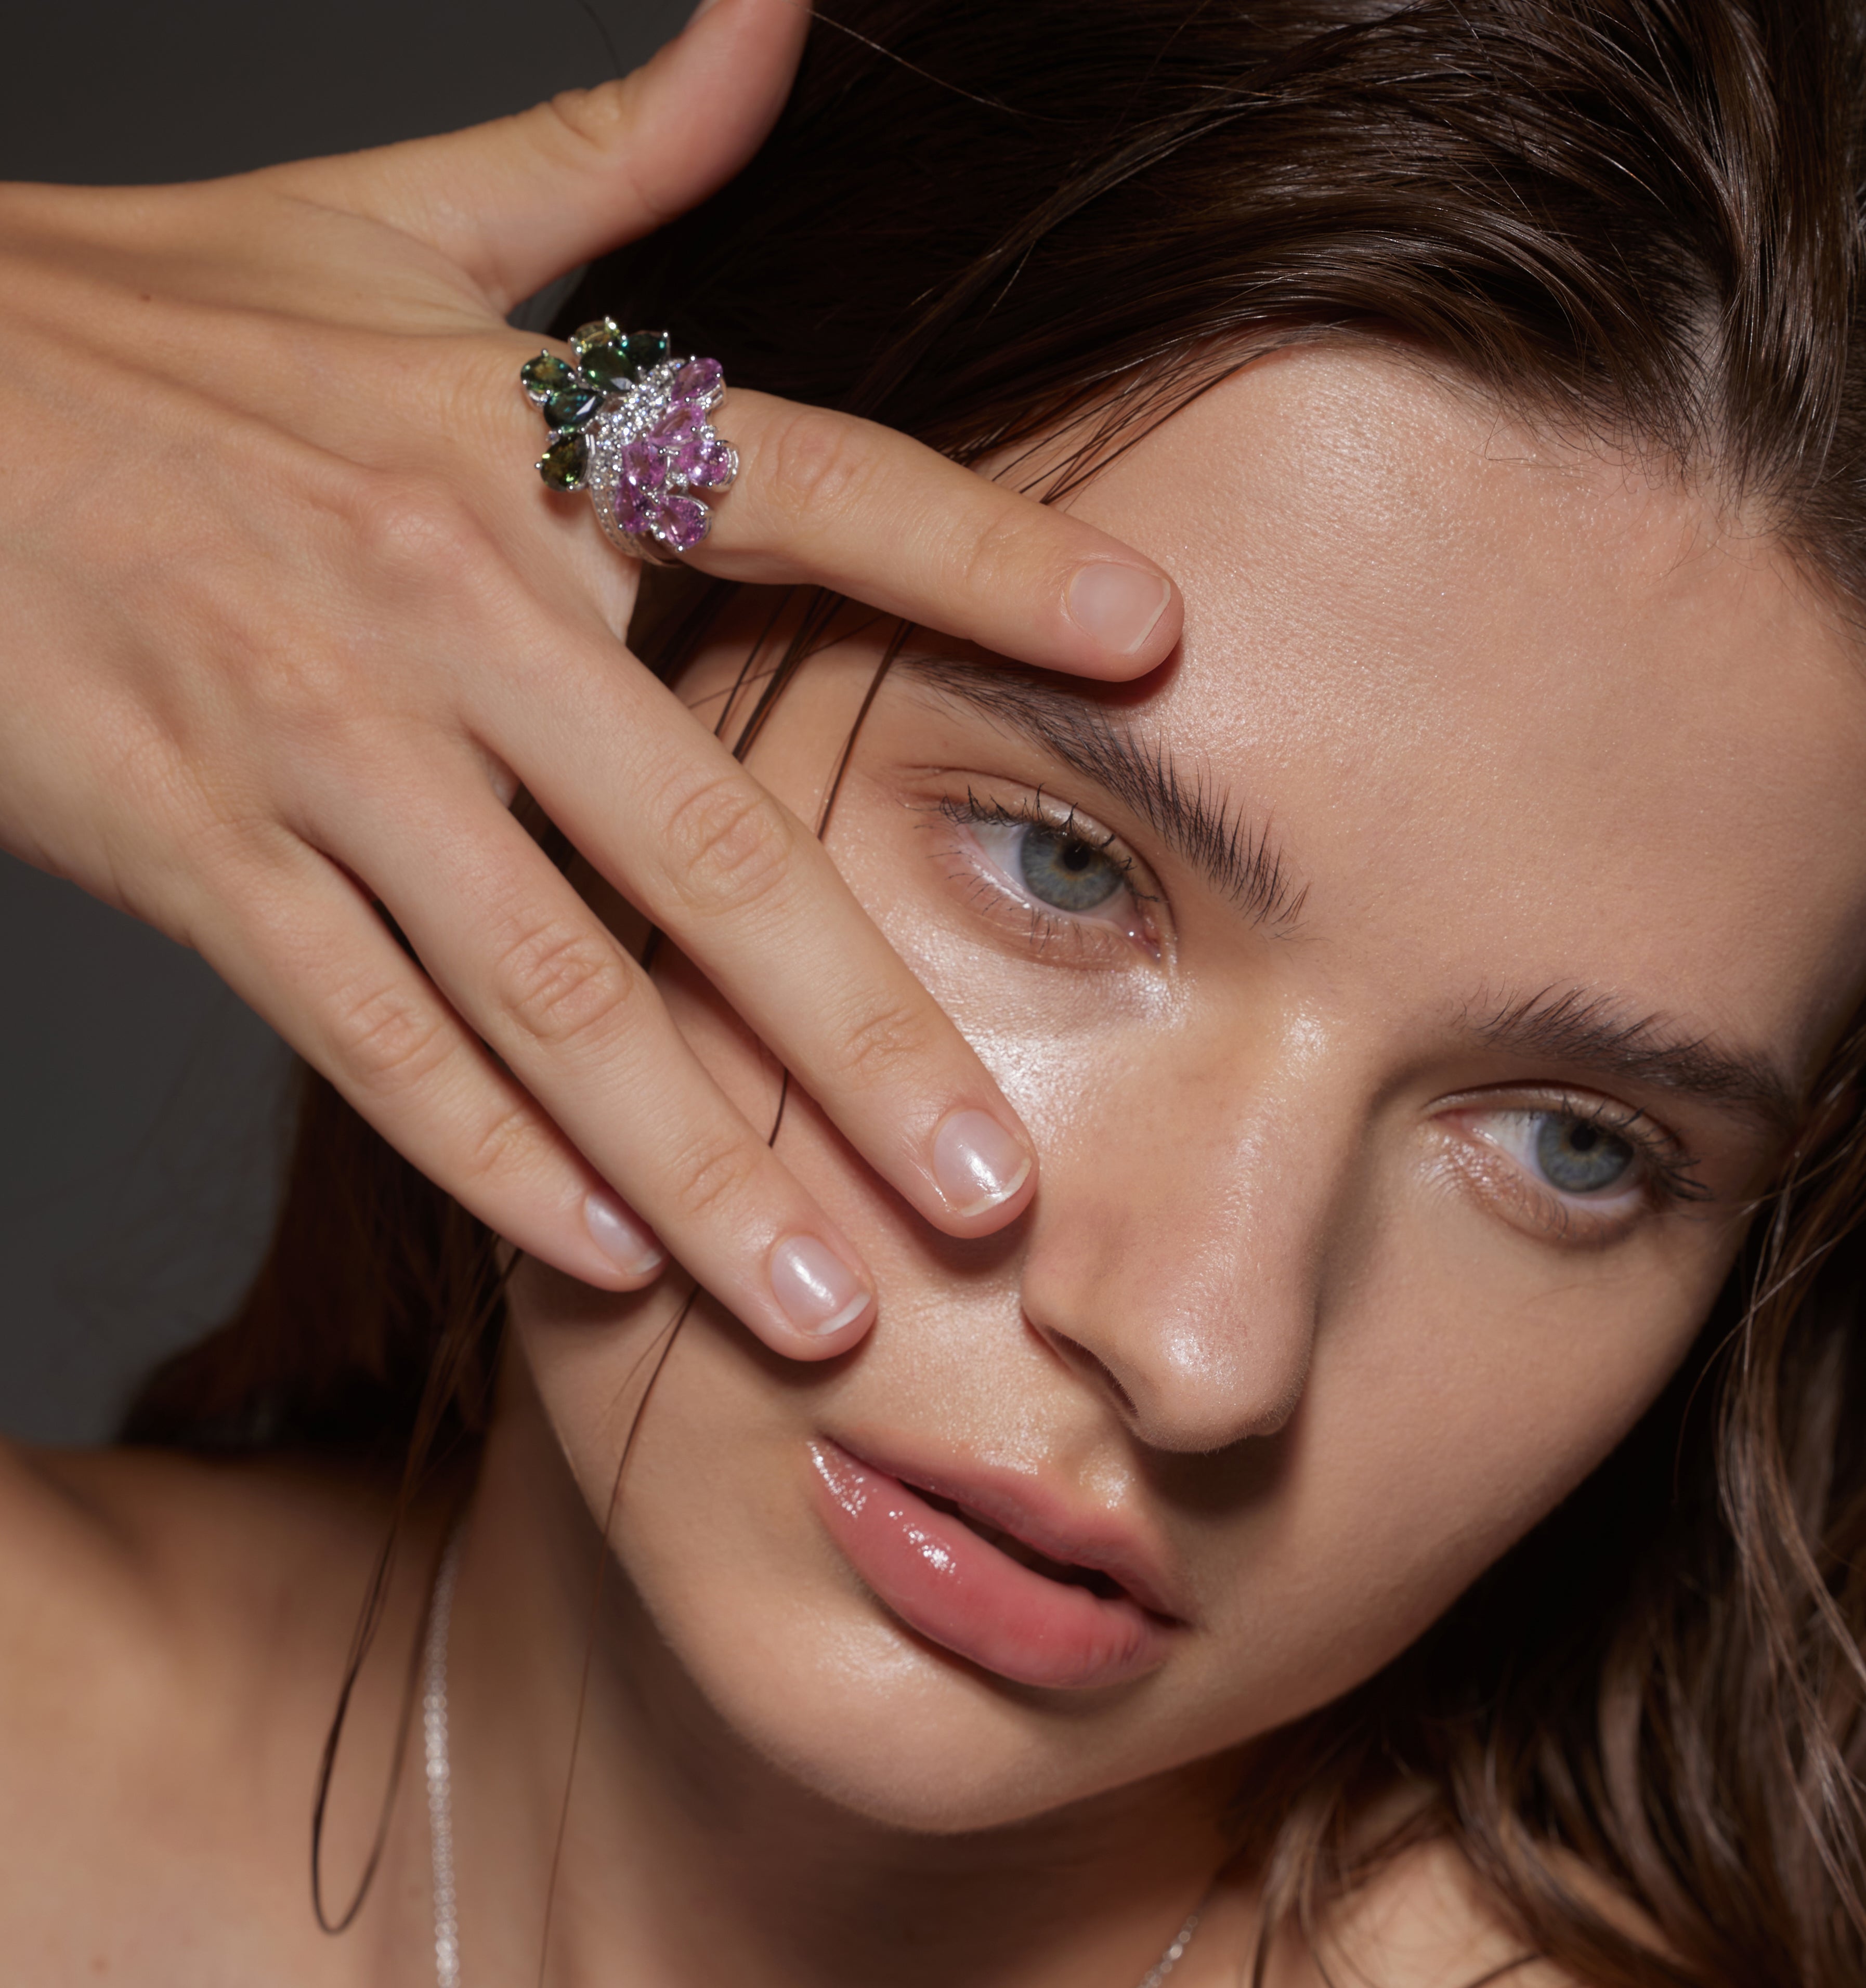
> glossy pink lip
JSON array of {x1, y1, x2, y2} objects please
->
[{"x1": 808, "y1": 1437, "x2": 1183, "y2": 1691}]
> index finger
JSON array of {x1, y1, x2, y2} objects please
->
[{"x1": 591, "y1": 390, "x2": 1184, "y2": 682}]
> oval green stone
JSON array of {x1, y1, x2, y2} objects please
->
[
  {"x1": 571, "y1": 317, "x2": 622, "y2": 357},
  {"x1": 537, "y1": 433, "x2": 588, "y2": 491},
  {"x1": 580, "y1": 340, "x2": 633, "y2": 389},
  {"x1": 625, "y1": 329, "x2": 671, "y2": 372},
  {"x1": 544, "y1": 386, "x2": 602, "y2": 429},
  {"x1": 520, "y1": 351, "x2": 578, "y2": 398}
]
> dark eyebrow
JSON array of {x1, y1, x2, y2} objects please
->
[
  {"x1": 1472, "y1": 987, "x2": 1801, "y2": 1138},
  {"x1": 899, "y1": 657, "x2": 1307, "y2": 930},
  {"x1": 893, "y1": 663, "x2": 1798, "y2": 1136}
]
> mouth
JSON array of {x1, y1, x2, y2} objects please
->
[
  {"x1": 916, "y1": 1489, "x2": 1132, "y2": 1602},
  {"x1": 808, "y1": 1438, "x2": 1180, "y2": 1692}
]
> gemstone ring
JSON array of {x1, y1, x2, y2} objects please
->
[{"x1": 519, "y1": 321, "x2": 738, "y2": 560}]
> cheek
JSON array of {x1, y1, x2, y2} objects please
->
[{"x1": 1173, "y1": 1217, "x2": 1729, "y2": 1741}]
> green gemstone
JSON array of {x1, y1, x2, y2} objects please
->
[
  {"x1": 624, "y1": 329, "x2": 671, "y2": 372},
  {"x1": 537, "y1": 433, "x2": 588, "y2": 491},
  {"x1": 580, "y1": 339, "x2": 634, "y2": 389},
  {"x1": 571, "y1": 317, "x2": 622, "y2": 357},
  {"x1": 543, "y1": 386, "x2": 602, "y2": 429},
  {"x1": 519, "y1": 350, "x2": 578, "y2": 399}
]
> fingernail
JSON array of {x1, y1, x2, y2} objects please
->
[
  {"x1": 1066, "y1": 562, "x2": 1172, "y2": 656},
  {"x1": 769, "y1": 1236, "x2": 872, "y2": 1337},
  {"x1": 583, "y1": 1190, "x2": 666, "y2": 1279},
  {"x1": 932, "y1": 1110, "x2": 1033, "y2": 1218}
]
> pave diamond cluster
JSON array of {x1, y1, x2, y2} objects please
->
[{"x1": 520, "y1": 320, "x2": 738, "y2": 557}]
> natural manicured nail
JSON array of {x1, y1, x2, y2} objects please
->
[
  {"x1": 769, "y1": 1236, "x2": 872, "y2": 1337},
  {"x1": 1066, "y1": 562, "x2": 1172, "y2": 656},
  {"x1": 583, "y1": 1189, "x2": 666, "y2": 1279},
  {"x1": 932, "y1": 1109, "x2": 1033, "y2": 1218}
]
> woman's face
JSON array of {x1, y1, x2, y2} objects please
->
[{"x1": 512, "y1": 346, "x2": 1866, "y2": 1831}]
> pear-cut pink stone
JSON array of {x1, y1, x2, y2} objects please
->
[
  {"x1": 676, "y1": 435, "x2": 735, "y2": 489},
  {"x1": 620, "y1": 439, "x2": 664, "y2": 490},
  {"x1": 615, "y1": 486, "x2": 659, "y2": 536},
  {"x1": 659, "y1": 494, "x2": 709, "y2": 551},
  {"x1": 670, "y1": 357, "x2": 724, "y2": 403},
  {"x1": 650, "y1": 403, "x2": 701, "y2": 443}
]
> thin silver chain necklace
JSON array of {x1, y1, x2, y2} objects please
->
[{"x1": 422, "y1": 1527, "x2": 1203, "y2": 1988}]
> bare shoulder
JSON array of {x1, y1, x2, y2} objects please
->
[
  {"x1": 1220, "y1": 1834, "x2": 1627, "y2": 1988},
  {"x1": 0, "y1": 1436, "x2": 420, "y2": 1974},
  {"x1": 0, "y1": 1437, "x2": 393, "y2": 1715},
  {"x1": 1315, "y1": 1839, "x2": 1581, "y2": 1986}
]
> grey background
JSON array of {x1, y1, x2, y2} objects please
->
[{"x1": 1, "y1": 0, "x2": 690, "y2": 1442}]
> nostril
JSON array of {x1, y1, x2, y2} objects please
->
[{"x1": 1043, "y1": 1329, "x2": 1140, "y2": 1420}]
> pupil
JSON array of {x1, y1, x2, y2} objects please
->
[{"x1": 1062, "y1": 841, "x2": 1092, "y2": 871}]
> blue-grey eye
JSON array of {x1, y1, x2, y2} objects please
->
[
  {"x1": 1017, "y1": 825, "x2": 1125, "y2": 911},
  {"x1": 1533, "y1": 1114, "x2": 1634, "y2": 1195}
]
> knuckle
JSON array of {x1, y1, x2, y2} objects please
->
[
  {"x1": 333, "y1": 979, "x2": 455, "y2": 1096},
  {"x1": 836, "y1": 995, "x2": 938, "y2": 1093},
  {"x1": 530, "y1": 81, "x2": 675, "y2": 233},
  {"x1": 656, "y1": 770, "x2": 798, "y2": 918},
  {"x1": 454, "y1": 1097, "x2": 539, "y2": 1192},
  {"x1": 759, "y1": 407, "x2": 878, "y2": 526},
  {"x1": 661, "y1": 1129, "x2": 763, "y2": 1227},
  {"x1": 955, "y1": 503, "x2": 1034, "y2": 599},
  {"x1": 343, "y1": 470, "x2": 490, "y2": 588},
  {"x1": 489, "y1": 919, "x2": 639, "y2": 1052},
  {"x1": 227, "y1": 470, "x2": 498, "y2": 740},
  {"x1": 540, "y1": 76, "x2": 639, "y2": 159},
  {"x1": 231, "y1": 637, "x2": 369, "y2": 743}
]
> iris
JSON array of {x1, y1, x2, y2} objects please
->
[
  {"x1": 1534, "y1": 1115, "x2": 1634, "y2": 1195},
  {"x1": 1018, "y1": 826, "x2": 1126, "y2": 912}
]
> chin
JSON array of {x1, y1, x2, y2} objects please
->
[{"x1": 624, "y1": 1560, "x2": 1238, "y2": 1834}]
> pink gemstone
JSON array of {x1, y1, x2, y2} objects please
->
[
  {"x1": 615, "y1": 486, "x2": 660, "y2": 536},
  {"x1": 659, "y1": 494, "x2": 710, "y2": 551},
  {"x1": 620, "y1": 439, "x2": 664, "y2": 490},
  {"x1": 670, "y1": 357, "x2": 724, "y2": 403},
  {"x1": 678, "y1": 436, "x2": 737, "y2": 490},
  {"x1": 650, "y1": 402, "x2": 701, "y2": 442}
]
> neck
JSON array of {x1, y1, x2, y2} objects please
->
[{"x1": 436, "y1": 1369, "x2": 1250, "y2": 1988}]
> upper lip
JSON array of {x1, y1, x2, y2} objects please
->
[{"x1": 825, "y1": 1432, "x2": 1190, "y2": 1624}]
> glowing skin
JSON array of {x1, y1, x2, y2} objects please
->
[
  {"x1": 10, "y1": 343, "x2": 1866, "y2": 1988},
  {"x1": 482, "y1": 346, "x2": 1866, "y2": 1980}
]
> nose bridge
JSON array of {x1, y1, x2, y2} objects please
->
[{"x1": 1019, "y1": 1003, "x2": 1353, "y2": 1453}]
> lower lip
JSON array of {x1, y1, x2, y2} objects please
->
[{"x1": 809, "y1": 1441, "x2": 1173, "y2": 1691}]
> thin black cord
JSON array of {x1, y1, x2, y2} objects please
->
[
  {"x1": 570, "y1": 0, "x2": 625, "y2": 83},
  {"x1": 310, "y1": 1238, "x2": 508, "y2": 1935},
  {"x1": 528, "y1": 618, "x2": 905, "y2": 1970},
  {"x1": 533, "y1": 1289, "x2": 695, "y2": 1986},
  {"x1": 311, "y1": 1486, "x2": 474, "y2": 1932},
  {"x1": 309, "y1": 1526, "x2": 407, "y2": 1933}
]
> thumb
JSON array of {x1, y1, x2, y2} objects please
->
[{"x1": 272, "y1": 0, "x2": 809, "y2": 310}]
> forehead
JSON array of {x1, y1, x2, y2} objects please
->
[{"x1": 1050, "y1": 347, "x2": 1866, "y2": 1073}]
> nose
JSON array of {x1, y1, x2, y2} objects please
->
[{"x1": 1016, "y1": 1027, "x2": 1352, "y2": 1453}]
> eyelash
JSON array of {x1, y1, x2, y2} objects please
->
[
  {"x1": 927, "y1": 786, "x2": 1711, "y2": 1243},
  {"x1": 1444, "y1": 1088, "x2": 1711, "y2": 1244},
  {"x1": 930, "y1": 789, "x2": 1163, "y2": 961}
]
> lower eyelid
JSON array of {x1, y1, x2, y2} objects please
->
[
  {"x1": 1437, "y1": 1134, "x2": 1646, "y2": 1245},
  {"x1": 1449, "y1": 1109, "x2": 1651, "y2": 1213},
  {"x1": 936, "y1": 818, "x2": 1157, "y2": 958}
]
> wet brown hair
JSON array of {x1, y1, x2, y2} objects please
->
[{"x1": 127, "y1": 2, "x2": 1866, "y2": 1981}]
